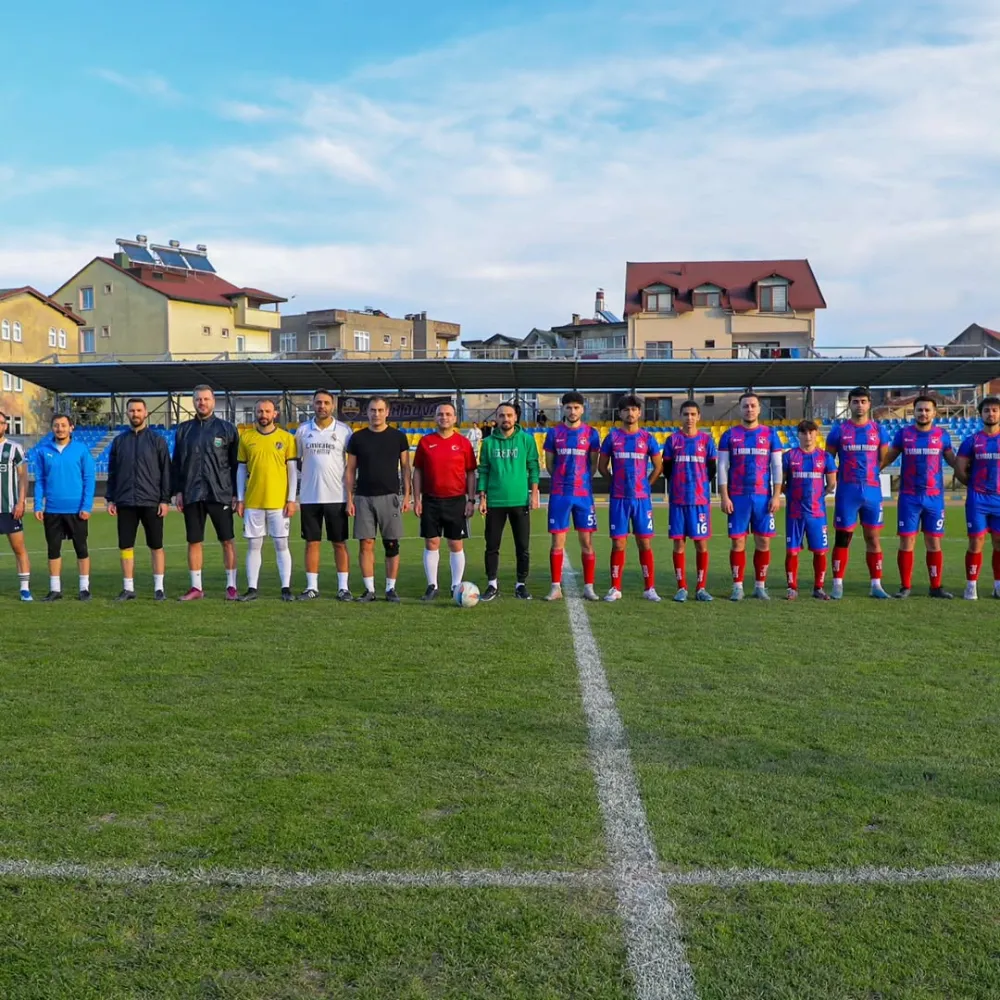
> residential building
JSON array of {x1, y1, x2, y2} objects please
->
[
  {"x1": 0, "y1": 287, "x2": 82, "y2": 433},
  {"x1": 274, "y1": 307, "x2": 460, "y2": 359}
]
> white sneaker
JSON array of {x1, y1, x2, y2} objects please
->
[
  {"x1": 964, "y1": 582, "x2": 978, "y2": 601},
  {"x1": 604, "y1": 588, "x2": 623, "y2": 602},
  {"x1": 582, "y1": 584, "x2": 599, "y2": 602},
  {"x1": 831, "y1": 579, "x2": 844, "y2": 600},
  {"x1": 730, "y1": 583, "x2": 744, "y2": 602},
  {"x1": 642, "y1": 587, "x2": 661, "y2": 602},
  {"x1": 545, "y1": 584, "x2": 563, "y2": 602},
  {"x1": 753, "y1": 584, "x2": 770, "y2": 601}
]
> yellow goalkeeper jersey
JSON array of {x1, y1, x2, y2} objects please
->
[{"x1": 238, "y1": 426, "x2": 297, "y2": 510}]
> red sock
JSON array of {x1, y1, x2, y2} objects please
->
[
  {"x1": 897, "y1": 550, "x2": 914, "y2": 589},
  {"x1": 993, "y1": 550, "x2": 1000, "y2": 583},
  {"x1": 639, "y1": 549, "x2": 655, "y2": 590},
  {"x1": 610, "y1": 549, "x2": 626, "y2": 589},
  {"x1": 966, "y1": 551, "x2": 983, "y2": 582},
  {"x1": 813, "y1": 551, "x2": 827, "y2": 589},
  {"x1": 753, "y1": 549, "x2": 770, "y2": 584},
  {"x1": 832, "y1": 546, "x2": 850, "y2": 580},
  {"x1": 673, "y1": 551, "x2": 687, "y2": 590},
  {"x1": 696, "y1": 550, "x2": 709, "y2": 591},
  {"x1": 927, "y1": 550, "x2": 943, "y2": 587},
  {"x1": 865, "y1": 551, "x2": 883, "y2": 582},
  {"x1": 549, "y1": 549, "x2": 564, "y2": 585},
  {"x1": 730, "y1": 550, "x2": 746, "y2": 584},
  {"x1": 785, "y1": 552, "x2": 799, "y2": 590},
  {"x1": 581, "y1": 551, "x2": 596, "y2": 586}
]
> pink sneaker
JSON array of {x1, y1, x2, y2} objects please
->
[
  {"x1": 178, "y1": 587, "x2": 204, "y2": 602},
  {"x1": 225, "y1": 586, "x2": 239, "y2": 601}
]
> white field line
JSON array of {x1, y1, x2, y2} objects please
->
[
  {"x1": 663, "y1": 861, "x2": 1000, "y2": 888},
  {"x1": 562, "y1": 562, "x2": 698, "y2": 1000}
]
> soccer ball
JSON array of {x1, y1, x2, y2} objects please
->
[{"x1": 454, "y1": 581, "x2": 480, "y2": 608}]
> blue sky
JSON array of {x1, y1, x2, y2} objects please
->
[{"x1": 1, "y1": 0, "x2": 998, "y2": 346}]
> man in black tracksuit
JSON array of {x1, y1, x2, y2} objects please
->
[
  {"x1": 107, "y1": 397, "x2": 171, "y2": 601},
  {"x1": 171, "y1": 384, "x2": 240, "y2": 601}
]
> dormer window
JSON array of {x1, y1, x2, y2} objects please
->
[
  {"x1": 643, "y1": 284, "x2": 673, "y2": 313},
  {"x1": 692, "y1": 284, "x2": 722, "y2": 308},
  {"x1": 757, "y1": 277, "x2": 790, "y2": 312}
]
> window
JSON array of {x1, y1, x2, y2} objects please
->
[
  {"x1": 13, "y1": 377, "x2": 22, "y2": 392},
  {"x1": 646, "y1": 341, "x2": 674, "y2": 359},
  {"x1": 704, "y1": 339, "x2": 716, "y2": 349},
  {"x1": 704, "y1": 395, "x2": 715, "y2": 407},
  {"x1": 308, "y1": 331, "x2": 327, "y2": 350},
  {"x1": 383, "y1": 334, "x2": 392, "y2": 346},
  {"x1": 12, "y1": 322, "x2": 21, "y2": 342},
  {"x1": 100, "y1": 325, "x2": 111, "y2": 339},
  {"x1": 279, "y1": 332, "x2": 297, "y2": 352},
  {"x1": 759, "y1": 395, "x2": 787, "y2": 421},
  {"x1": 236, "y1": 335, "x2": 246, "y2": 353},
  {"x1": 0, "y1": 320, "x2": 8, "y2": 341},
  {"x1": 57, "y1": 329, "x2": 67, "y2": 349},
  {"x1": 759, "y1": 284, "x2": 788, "y2": 312},
  {"x1": 644, "y1": 397, "x2": 673, "y2": 421},
  {"x1": 736, "y1": 341, "x2": 780, "y2": 359},
  {"x1": 1, "y1": 373, "x2": 9, "y2": 390},
  {"x1": 81, "y1": 328, "x2": 96, "y2": 353},
  {"x1": 103, "y1": 283, "x2": 113, "y2": 295},
  {"x1": 80, "y1": 287, "x2": 94, "y2": 311},
  {"x1": 645, "y1": 290, "x2": 672, "y2": 312},
  {"x1": 221, "y1": 327, "x2": 230, "y2": 339},
  {"x1": 48, "y1": 328, "x2": 57, "y2": 347},
  {"x1": 354, "y1": 330, "x2": 370, "y2": 352},
  {"x1": 400, "y1": 335, "x2": 408, "y2": 347},
  {"x1": 692, "y1": 291, "x2": 721, "y2": 308},
  {"x1": 202, "y1": 325, "x2": 211, "y2": 336},
  {"x1": 11, "y1": 416, "x2": 22, "y2": 435}
]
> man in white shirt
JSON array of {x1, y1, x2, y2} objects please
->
[{"x1": 294, "y1": 389, "x2": 354, "y2": 600}]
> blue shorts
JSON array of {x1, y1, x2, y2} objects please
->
[
  {"x1": 727, "y1": 494, "x2": 775, "y2": 538},
  {"x1": 897, "y1": 494, "x2": 946, "y2": 537},
  {"x1": 609, "y1": 497, "x2": 654, "y2": 538},
  {"x1": 834, "y1": 484, "x2": 884, "y2": 530},
  {"x1": 786, "y1": 515, "x2": 829, "y2": 552},
  {"x1": 966, "y1": 492, "x2": 1000, "y2": 537},
  {"x1": 669, "y1": 503, "x2": 711, "y2": 540},
  {"x1": 548, "y1": 494, "x2": 597, "y2": 533}
]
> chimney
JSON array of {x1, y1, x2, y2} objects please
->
[
  {"x1": 572, "y1": 313, "x2": 580, "y2": 325},
  {"x1": 595, "y1": 288, "x2": 605, "y2": 317}
]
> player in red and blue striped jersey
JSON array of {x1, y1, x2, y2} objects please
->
[
  {"x1": 955, "y1": 396, "x2": 1000, "y2": 600},
  {"x1": 782, "y1": 420, "x2": 837, "y2": 600},
  {"x1": 543, "y1": 392, "x2": 602, "y2": 602},
  {"x1": 718, "y1": 392, "x2": 783, "y2": 601},
  {"x1": 598, "y1": 394, "x2": 663, "y2": 601},
  {"x1": 825, "y1": 386, "x2": 892, "y2": 599},
  {"x1": 881, "y1": 396, "x2": 956, "y2": 599},
  {"x1": 664, "y1": 399, "x2": 716, "y2": 602}
]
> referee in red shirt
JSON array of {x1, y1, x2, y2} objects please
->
[{"x1": 413, "y1": 401, "x2": 477, "y2": 600}]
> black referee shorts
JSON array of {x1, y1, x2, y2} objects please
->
[
  {"x1": 183, "y1": 501, "x2": 235, "y2": 544},
  {"x1": 420, "y1": 495, "x2": 469, "y2": 541},
  {"x1": 116, "y1": 505, "x2": 165, "y2": 550},
  {"x1": 300, "y1": 502, "x2": 349, "y2": 543},
  {"x1": 43, "y1": 513, "x2": 89, "y2": 560}
]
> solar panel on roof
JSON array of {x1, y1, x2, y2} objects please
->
[
  {"x1": 151, "y1": 246, "x2": 188, "y2": 268},
  {"x1": 181, "y1": 253, "x2": 216, "y2": 273},
  {"x1": 117, "y1": 242, "x2": 158, "y2": 265}
]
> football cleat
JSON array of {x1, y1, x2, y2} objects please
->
[
  {"x1": 673, "y1": 588, "x2": 688, "y2": 603},
  {"x1": 114, "y1": 589, "x2": 136, "y2": 602},
  {"x1": 238, "y1": 587, "x2": 258, "y2": 602},
  {"x1": 385, "y1": 588, "x2": 401, "y2": 603},
  {"x1": 581, "y1": 584, "x2": 599, "y2": 602},
  {"x1": 480, "y1": 584, "x2": 499, "y2": 602},
  {"x1": 964, "y1": 582, "x2": 979, "y2": 601},
  {"x1": 514, "y1": 584, "x2": 532, "y2": 600},
  {"x1": 929, "y1": 587, "x2": 954, "y2": 599},
  {"x1": 41, "y1": 590, "x2": 63, "y2": 603},
  {"x1": 695, "y1": 588, "x2": 714, "y2": 602},
  {"x1": 812, "y1": 587, "x2": 831, "y2": 601},
  {"x1": 831, "y1": 580, "x2": 844, "y2": 600},
  {"x1": 19, "y1": 590, "x2": 33, "y2": 602},
  {"x1": 421, "y1": 585, "x2": 439, "y2": 602},
  {"x1": 544, "y1": 584, "x2": 563, "y2": 601},
  {"x1": 786, "y1": 588, "x2": 798, "y2": 601},
  {"x1": 894, "y1": 588, "x2": 911, "y2": 599},
  {"x1": 179, "y1": 587, "x2": 204, "y2": 601},
  {"x1": 336, "y1": 588, "x2": 353, "y2": 602},
  {"x1": 642, "y1": 588, "x2": 661, "y2": 602},
  {"x1": 78, "y1": 590, "x2": 92, "y2": 602},
  {"x1": 355, "y1": 590, "x2": 377, "y2": 603},
  {"x1": 280, "y1": 587, "x2": 294, "y2": 602},
  {"x1": 870, "y1": 584, "x2": 891, "y2": 600},
  {"x1": 729, "y1": 583, "x2": 744, "y2": 602},
  {"x1": 225, "y1": 586, "x2": 239, "y2": 601},
  {"x1": 603, "y1": 587, "x2": 622, "y2": 602},
  {"x1": 154, "y1": 589, "x2": 166, "y2": 601},
  {"x1": 753, "y1": 585, "x2": 770, "y2": 601},
  {"x1": 297, "y1": 588, "x2": 320, "y2": 601}
]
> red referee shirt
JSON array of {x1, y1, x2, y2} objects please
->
[{"x1": 414, "y1": 432, "x2": 476, "y2": 498}]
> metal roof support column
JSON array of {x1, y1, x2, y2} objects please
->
[
  {"x1": 225, "y1": 391, "x2": 235, "y2": 425},
  {"x1": 110, "y1": 393, "x2": 118, "y2": 428},
  {"x1": 455, "y1": 388, "x2": 464, "y2": 423},
  {"x1": 282, "y1": 390, "x2": 292, "y2": 426},
  {"x1": 804, "y1": 386, "x2": 813, "y2": 419}
]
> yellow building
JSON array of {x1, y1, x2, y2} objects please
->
[{"x1": 0, "y1": 287, "x2": 81, "y2": 433}]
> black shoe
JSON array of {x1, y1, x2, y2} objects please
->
[
  {"x1": 337, "y1": 588, "x2": 353, "y2": 602},
  {"x1": 78, "y1": 590, "x2": 92, "y2": 602},
  {"x1": 421, "y1": 585, "x2": 439, "y2": 602},
  {"x1": 481, "y1": 584, "x2": 498, "y2": 602},
  {"x1": 154, "y1": 590, "x2": 166, "y2": 601},
  {"x1": 385, "y1": 588, "x2": 401, "y2": 603},
  {"x1": 238, "y1": 587, "x2": 258, "y2": 602},
  {"x1": 297, "y1": 588, "x2": 319, "y2": 601},
  {"x1": 515, "y1": 584, "x2": 532, "y2": 600},
  {"x1": 41, "y1": 590, "x2": 63, "y2": 603},
  {"x1": 355, "y1": 590, "x2": 377, "y2": 603},
  {"x1": 894, "y1": 588, "x2": 911, "y2": 599},
  {"x1": 281, "y1": 587, "x2": 294, "y2": 602},
  {"x1": 929, "y1": 587, "x2": 954, "y2": 599},
  {"x1": 114, "y1": 589, "x2": 136, "y2": 602}
]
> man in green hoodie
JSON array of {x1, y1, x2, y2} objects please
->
[{"x1": 476, "y1": 401, "x2": 540, "y2": 600}]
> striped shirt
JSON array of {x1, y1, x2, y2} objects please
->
[{"x1": 0, "y1": 439, "x2": 25, "y2": 514}]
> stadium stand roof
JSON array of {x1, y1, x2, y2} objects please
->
[{"x1": 3, "y1": 354, "x2": 1000, "y2": 396}]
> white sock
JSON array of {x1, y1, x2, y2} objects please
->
[
  {"x1": 49, "y1": 575, "x2": 61, "y2": 593},
  {"x1": 18, "y1": 572, "x2": 29, "y2": 589},
  {"x1": 306, "y1": 572, "x2": 319, "y2": 591},
  {"x1": 191, "y1": 569, "x2": 203, "y2": 590},
  {"x1": 246, "y1": 537, "x2": 263, "y2": 589},
  {"x1": 274, "y1": 538, "x2": 292, "y2": 587},
  {"x1": 423, "y1": 548, "x2": 440, "y2": 586},
  {"x1": 79, "y1": 574, "x2": 90, "y2": 591},
  {"x1": 123, "y1": 578, "x2": 134, "y2": 592},
  {"x1": 337, "y1": 571, "x2": 349, "y2": 591},
  {"x1": 449, "y1": 550, "x2": 465, "y2": 589},
  {"x1": 153, "y1": 574, "x2": 164, "y2": 592},
  {"x1": 488, "y1": 578, "x2": 498, "y2": 589},
  {"x1": 226, "y1": 568, "x2": 237, "y2": 588},
  {"x1": 363, "y1": 575, "x2": 375, "y2": 592},
  {"x1": 386, "y1": 577, "x2": 396, "y2": 592}
]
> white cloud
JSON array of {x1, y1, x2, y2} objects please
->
[
  {"x1": 91, "y1": 68, "x2": 179, "y2": 102},
  {"x1": 215, "y1": 100, "x2": 278, "y2": 123}
]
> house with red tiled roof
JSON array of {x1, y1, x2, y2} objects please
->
[
  {"x1": 941, "y1": 322, "x2": 1000, "y2": 397},
  {"x1": 50, "y1": 240, "x2": 286, "y2": 362}
]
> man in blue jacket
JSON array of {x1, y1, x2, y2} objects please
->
[{"x1": 33, "y1": 413, "x2": 96, "y2": 601}]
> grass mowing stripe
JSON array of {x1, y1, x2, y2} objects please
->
[{"x1": 563, "y1": 561, "x2": 698, "y2": 1000}]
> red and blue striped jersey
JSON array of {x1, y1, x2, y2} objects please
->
[
  {"x1": 958, "y1": 431, "x2": 1000, "y2": 496},
  {"x1": 893, "y1": 425, "x2": 953, "y2": 497},
  {"x1": 718, "y1": 425, "x2": 782, "y2": 496},
  {"x1": 665, "y1": 430, "x2": 716, "y2": 505},
  {"x1": 600, "y1": 428, "x2": 661, "y2": 500},
  {"x1": 544, "y1": 423, "x2": 601, "y2": 498},
  {"x1": 826, "y1": 420, "x2": 890, "y2": 488},
  {"x1": 783, "y1": 447, "x2": 835, "y2": 519}
]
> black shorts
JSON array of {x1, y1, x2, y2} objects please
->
[
  {"x1": 0, "y1": 512, "x2": 23, "y2": 535},
  {"x1": 117, "y1": 506, "x2": 165, "y2": 550},
  {"x1": 420, "y1": 495, "x2": 469, "y2": 541},
  {"x1": 300, "y1": 502, "x2": 349, "y2": 543},
  {"x1": 183, "y1": 501, "x2": 235, "y2": 544},
  {"x1": 43, "y1": 513, "x2": 89, "y2": 560}
]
